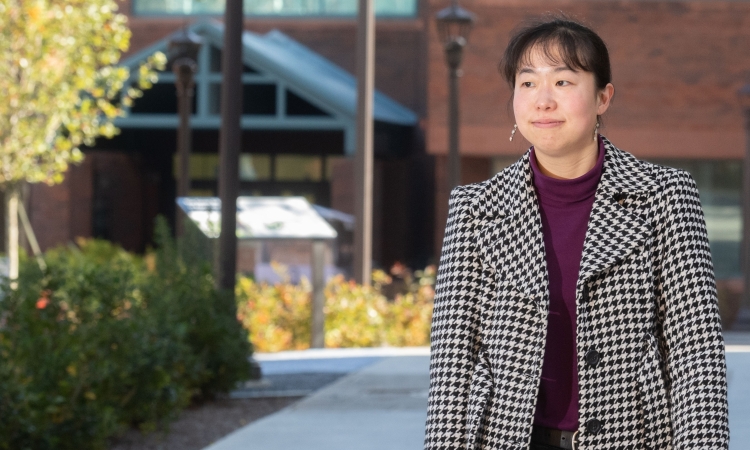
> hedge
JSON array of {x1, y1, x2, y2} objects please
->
[{"x1": 0, "y1": 218, "x2": 252, "y2": 450}]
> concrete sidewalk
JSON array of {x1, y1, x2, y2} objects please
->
[
  {"x1": 204, "y1": 348, "x2": 429, "y2": 450},
  {"x1": 205, "y1": 344, "x2": 750, "y2": 450}
]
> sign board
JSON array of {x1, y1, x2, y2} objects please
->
[{"x1": 176, "y1": 196, "x2": 338, "y2": 240}]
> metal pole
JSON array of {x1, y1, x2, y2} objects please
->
[
  {"x1": 175, "y1": 60, "x2": 197, "y2": 237},
  {"x1": 448, "y1": 65, "x2": 460, "y2": 190},
  {"x1": 6, "y1": 186, "x2": 18, "y2": 284},
  {"x1": 311, "y1": 239, "x2": 326, "y2": 348},
  {"x1": 353, "y1": 0, "x2": 374, "y2": 286},
  {"x1": 741, "y1": 90, "x2": 750, "y2": 310},
  {"x1": 444, "y1": 40, "x2": 465, "y2": 191},
  {"x1": 217, "y1": 0, "x2": 243, "y2": 293}
]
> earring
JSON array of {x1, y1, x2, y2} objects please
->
[
  {"x1": 593, "y1": 121, "x2": 600, "y2": 141},
  {"x1": 509, "y1": 124, "x2": 518, "y2": 142}
]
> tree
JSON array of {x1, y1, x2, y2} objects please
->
[{"x1": 0, "y1": 0, "x2": 166, "y2": 281}]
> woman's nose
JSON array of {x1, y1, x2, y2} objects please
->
[{"x1": 535, "y1": 87, "x2": 556, "y2": 110}]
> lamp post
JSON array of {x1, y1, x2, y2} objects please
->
[
  {"x1": 435, "y1": 1, "x2": 475, "y2": 191},
  {"x1": 738, "y1": 85, "x2": 750, "y2": 309},
  {"x1": 217, "y1": 0, "x2": 244, "y2": 294},
  {"x1": 168, "y1": 28, "x2": 202, "y2": 237},
  {"x1": 353, "y1": 0, "x2": 375, "y2": 286}
]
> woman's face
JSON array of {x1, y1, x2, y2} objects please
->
[{"x1": 512, "y1": 44, "x2": 614, "y2": 157}]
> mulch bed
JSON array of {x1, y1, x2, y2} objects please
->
[{"x1": 109, "y1": 396, "x2": 303, "y2": 450}]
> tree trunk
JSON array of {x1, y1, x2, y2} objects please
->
[{"x1": 5, "y1": 185, "x2": 19, "y2": 282}]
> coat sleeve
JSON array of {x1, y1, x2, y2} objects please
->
[
  {"x1": 655, "y1": 169, "x2": 729, "y2": 448},
  {"x1": 424, "y1": 186, "x2": 485, "y2": 450}
]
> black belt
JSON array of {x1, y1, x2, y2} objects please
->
[{"x1": 531, "y1": 424, "x2": 579, "y2": 450}]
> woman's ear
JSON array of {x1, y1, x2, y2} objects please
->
[{"x1": 597, "y1": 83, "x2": 615, "y2": 115}]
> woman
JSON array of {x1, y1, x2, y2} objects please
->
[{"x1": 423, "y1": 16, "x2": 729, "y2": 450}]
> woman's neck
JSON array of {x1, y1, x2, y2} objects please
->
[{"x1": 533, "y1": 137, "x2": 600, "y2": 180}]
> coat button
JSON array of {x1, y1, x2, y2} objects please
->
[
  {"x1": 586, "y1": 418, "x2": 603, "y2": 435},
  {"x1": 585, "y1": 349, "x2": 601, "y2": 367}
]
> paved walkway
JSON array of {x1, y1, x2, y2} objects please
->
[{"x1": 205, "y1": 340, "x2": 750, "y2": 450}]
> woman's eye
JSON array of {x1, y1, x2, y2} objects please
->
[
  {"x1": 521, "y1": 81, "x2": 533, "y2": 88},
  {"x1": 556, "y1": 80, "x2": 570, "y2": 86}
]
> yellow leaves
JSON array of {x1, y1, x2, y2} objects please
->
[
  {"x1": 26, "y1": 5, "x2": 42, "y2": 20},
  {"x1": 0, "y1": 0, "x2": 165, "y2": 186},
  {"x1": 236, "y1": 270, "x2": 435, "y2": 352}
]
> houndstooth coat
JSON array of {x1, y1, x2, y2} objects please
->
[{"x1": 424, "y1": 136, "x2": 729, "y2": 450}]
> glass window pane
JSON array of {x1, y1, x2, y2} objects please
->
[
  {"x1": 286, "y1": 90, "x2": 330, "y2": 117},
  {"x1": 130, "y1": 83, "x2": 196, "y2": 114},
  {"x1": 209, "y1": 83, "x2": 221, "y2": 115},
  {"x1": 209, "y1": 83, "x2": 277, "y2": 115},
  {"x1": 243, "y1": 84, "x2": 277, "y2": 115},
  {"x1": 240, "y1": 154, "x2": 272, "y2": 181},
  {"x1": 133, "y1": 0, "x2": 417, "y2": 16},
  {"x1": 209, "y1": 46, "x2": 222, "y2": 73},
  {"x1": 276, "y1": 155, "x2": 322, "y2": 181},
  {"x1": 135, "y1": 0, "x2": 223, "y2": 14},
  {"x1": 174, "y1": 154, "x2": 220, "y2": 180}
]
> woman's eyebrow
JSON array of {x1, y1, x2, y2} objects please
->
[{"x1": 518, "y1": 66, "x2": 576, "y2": 75}]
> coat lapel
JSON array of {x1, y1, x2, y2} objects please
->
[
  {"x1": 577, "y1": 137, "x2": 659, "y2": 283},
  {"x1": 475, "y1": 151, "x2": 549, "y2": 305},
  {"x1": 475, "y1": 136, "x2": 659, "y2": 302}
]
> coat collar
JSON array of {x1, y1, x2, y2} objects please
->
[
  {"x1": 472, "y1": 135, "x2": 659, "y2": 220},
  {"x1": 474, "y1": 135, "x2": 659, "y2": 302}
]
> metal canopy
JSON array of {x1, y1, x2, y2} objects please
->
[
  {"x1": 177, "y1": 196, "x2": 338, "y2": 239},
  {"x1": 118, "y1": 20, "x2": 418, "y2": 154}
]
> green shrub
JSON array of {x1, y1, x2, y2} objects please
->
[
  {"x1": 148, "y1": 216, "x2": 252, "y2": 399},
  {"x1": 0, "y1": 218, "x2": 252, "y2": 450}
]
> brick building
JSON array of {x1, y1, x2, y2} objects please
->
[{"x1": 19, "y1": 0, "x2": 750, "y2": 316}]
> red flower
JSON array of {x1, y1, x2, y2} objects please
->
[{"x1": 36, "y1": 290, "x2": 52, "y2": 309}]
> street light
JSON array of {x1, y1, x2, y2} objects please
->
[
  {"x1": 738, "y1": 85, "x2": 750, "y2": 309},
  {"x1": 168, "y1": 27, "x2": 203, "y2": 236},
  {"x1": 435, "y1": 1, "x2": 475, "y2": 191}
]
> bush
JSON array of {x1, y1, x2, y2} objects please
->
[
  {"x1": 149, "y1": 217, "x2": 252, "y2": 399},
  {"x1": 0, "y1": 218, "x2": 252, "y2": 450},
  {"x1": 236, "y1": 265, "x2": 435, "y2": 352}
]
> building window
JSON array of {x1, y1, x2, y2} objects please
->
[
  {"x1": 243, "y1": 84, "x2": 277, "y2": 115},
  {"x1": 129, "y1": 82, "x2": 197, "y2": 114},
  {"x1": 132, "y1": 0, "x2": 417, "y2": 17},
  {"x1": 286, "y1": 89, "x2": 330, "y2": 117},
  {"x1": 275, "y1": 155, "x2": 323, "y2": 181},
  {"x1": 174, "y1": 153, "x2": 274, "y2": 182},
  {"x1": 240, "y1": 154, "x2": 272, "y2": 181}
]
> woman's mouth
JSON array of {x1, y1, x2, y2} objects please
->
[{"x1": 532, "y1": 120, "x2": 564, "y2": 128}]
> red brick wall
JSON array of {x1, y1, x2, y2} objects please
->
[
  {"x1": 426, "y1": 0, "x2": 750, "y2": 159},
  {"x1": 432, "y1": 154, "x2": 492, "y2": 258},
  {"x1": 330, "y1": 158, "x2": 355, "y2": 215},
  {"x1": 25, "y1": 158, "x2": 91, "y2": 252},
  {"x1": 91, "y1": 152, "x2": 147, "y2": 252},
  {"x1": 27, "y1": 152, "x2": 154, "y2": 254}
]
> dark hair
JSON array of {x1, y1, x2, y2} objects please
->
[{"x1": 499, "y1": 15, "x2": 612, "y2": 93}]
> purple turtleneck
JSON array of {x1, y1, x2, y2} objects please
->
[{"x1": 530, "y1": 135, "x2": 605, "y2": 431}]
